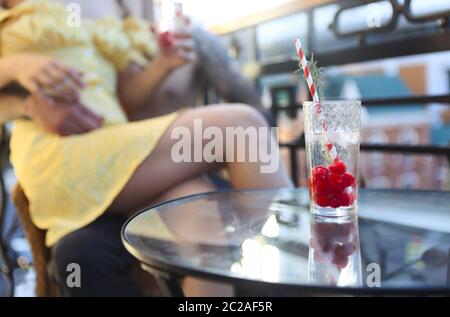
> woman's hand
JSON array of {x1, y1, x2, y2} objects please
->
[
  {"x1": 157, "y1": 31, "x2": 197, "y2": 71},
  {"x1": 156, "y1": 26, "x2": 197, "y2": 72},
  {"x1": 15, "y1": 54, "x2": 84, "y2": 103},
  {"x1": 25, "y1": 90, "x2": 103, "y2": 136},
  {"x1": 117, "y1": 17, "x2": 197, "y2": 118}
]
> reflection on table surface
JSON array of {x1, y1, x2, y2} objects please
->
[{"x1": 123, "y1": 189, "x2": 450, "y2": 291}]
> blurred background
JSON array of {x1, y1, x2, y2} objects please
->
[
  {"x1": 1, "y1": 0, "x2": 449, "y2": 296},
  {"x1": 192, "y1": 0, "x2": 450, "y2": 191}
]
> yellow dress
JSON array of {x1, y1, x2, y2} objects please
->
[{"x1": 0, "y1": 0, "x2": 180, "y2": 246}]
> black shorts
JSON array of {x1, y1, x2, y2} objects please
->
[{"x1": 48, "y1": 215, "x2": 144, "y2": 297}]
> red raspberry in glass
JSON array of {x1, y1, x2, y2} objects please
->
[
  {"x1": 329, "y1": 172, "x2": 346, "y2": 193},
  {"x1": 342, "y1": 172, "x2": 356, "y2": 187},
  {"x1": 329, "y1": 158, "x2": 346, "y2": 175},
  {"x1": 312, "y1": 166, "x2": 329, "y2": 180},
  {"x1": 315, "y1": 179, "x2": 331, "y2": 196},
  {"x1": 329, "y1": 197, "x2": 342, "y2": 208},
  {"x1": 338, "y1": 192, "x2": 353, "y2": 206},
  {"x1": 158, "y1": 31, "x2": 175, "y2": 48},
  {"x1": 316, "y1": 195, "x2": 330, "y2": 207}
]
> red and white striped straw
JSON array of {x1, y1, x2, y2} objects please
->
[
  {"x1": 295, "y1": 38, "x2": 320, "y2": 105},
  {"x1": 294, "y1": 38, "x2": 337, "y2": 159}
]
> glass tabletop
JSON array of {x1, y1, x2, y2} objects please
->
[{"x1": 122, "y1": 189, "x2": 450, "y2": 294}]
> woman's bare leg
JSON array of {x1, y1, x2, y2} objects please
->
[
  {"x1": 145, "y1": 176, "x2": 234, "y2": 297},
  {"x1": 152, "y1": 175, "x2": 215, "y2": 204},
  {"x1": 110, "y1": 104, "x2": 292, "y2": 296},
  {"x1": 109, "y1": 104, "x2": 292, "y2": 215}
]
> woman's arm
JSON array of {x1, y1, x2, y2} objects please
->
[
  {"x1": 193, "y1": 27, "x2": 264, "y2": 110},
  {"x1": 0, "y1": 55, "x2": 20, "y2": 88},
  {"x1": 117, "y1": 56, "x2": 173, "y2": 120},
  {"x1": 0, "y1": 53, "x2": 84, "y2": 102},
  {"x1": 25, "y1": 91, "x2": 103, "y2": 136},
  {"x1": 0, "y1": 54, "x2": 103, "y2": 135},
  {"x1": 117, "y1": 33, "x2": 196, "y2": 120}
]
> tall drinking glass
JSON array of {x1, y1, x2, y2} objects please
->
[{"x1": 303, "y1": 100, "x2": 361, "y2": 216}]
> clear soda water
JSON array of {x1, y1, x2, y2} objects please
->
[{"x1": 303, "y1": 101, "x2": 361, "y2": 217}]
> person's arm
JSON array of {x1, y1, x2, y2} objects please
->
[
  {"x1": 117, "y1": 32, "x2": 196, "y2": 120},
  {"x1": 117, "y1": 56, "x2": 174, "y2": 119},
  {"x1": 0, "y1": 54, "x2": 103, "y2": 135},
  {"x1": 192, "y1": 27, "x2": 276, "y2": 126},
  {"x1": 0, "y1": 55, "x2": 20, "y2": 88},
  {"x1": 193, "y1": 27, "x2": 264, "y2": 109},
  {"x1": 24, "y1": 91, "x2": 103, "y2": 136},
  {"x1": 0, "y1": 53, "x2": 84, "y2": 102}
]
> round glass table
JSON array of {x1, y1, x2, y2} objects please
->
[{"x1": 122, "y1": 189, "x2": 450, "y2": 296}]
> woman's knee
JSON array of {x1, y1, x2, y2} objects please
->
[
  {"x1": 226, "y1": 103, "x2": 268, "y2": 127},
  {"x1": 179, "y1": 103, "x2": 266, "y2": 129}
]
